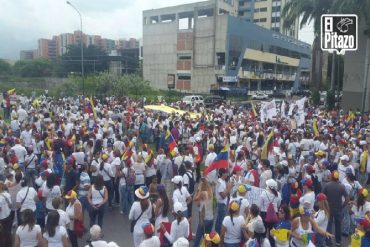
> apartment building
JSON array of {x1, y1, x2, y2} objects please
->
[{"x1": 143, "y1": 0, "x2": 310, "y2": 93}]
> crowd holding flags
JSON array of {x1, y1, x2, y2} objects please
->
[
  {"x1": 203, "y1": 144, "x2": 229, "y2": 176},
  {"x1": 261, "y1": 129, "x2": 274, "y2": 160},
  {"x1": 164, "y1": 130, "x2": 177, "y2": 156}
]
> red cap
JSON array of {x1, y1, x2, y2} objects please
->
[
  {"x1": 233, "y1": 165, "x2": 243, "y2": 172},
  {"x1": 14, "y1": 138, "x2": 20, "y2": 144},
  {"x1": 360, "y1": 219, "x2": 370, "y2": 230},
  {"x1": 304, "y1": 179, "x2": 313, "y2": 187},
  {"x1": 306, "y1": 165, "x2": 314, "y2": 174},
  {"x1": 316, "y1": 193, "x2": 327, "y2": 201},
  {"x1": 142, "y1": 223, "x2": 155, "y2": 236}
]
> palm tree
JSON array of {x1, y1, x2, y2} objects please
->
[
  {"x1": 282, "y1": 0, "x2": 334, "y2": 90},
  {"x1": 331, "y1": 0, "x2": 370, "y2": 23}
]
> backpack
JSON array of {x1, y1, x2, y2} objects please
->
[
  {"x1": 265, "y1": 193, "x2": 278, "y2": 224},
  {"x1": 126, "y1": 167, "x2": 136, "y2": 186},
  {"x1": 311, "y1": 174, "x2": 321, "y2": 195},
  {"x1": 184, "y1": 171, "x2": 195, "y2": 194}
]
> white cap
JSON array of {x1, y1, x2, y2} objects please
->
[
  {"x1": 195, "y1": 136, "x2": 201, "y2": 142},
  {"x1": 171, "y1": 175, "x2": 183, "y2": 184},
  {"x1": 173, "y1": 237, "x2": 189, "y2": 247},
  {"x1": 266, "y1": 179, "x2": 278, "y2": 189},
  {"x1": 340, "y1": 155, "x2": 349, "y2": 161},
  {"x1": 173, "y1": 202, "x2": 184, "y2": 213},
  {"x1": 360, "y1": 140, "x2": 367, "y2": 145}
]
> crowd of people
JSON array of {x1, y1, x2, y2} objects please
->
[{"x1": 0, "y1": 93, "x2": 370, "y2": 247}]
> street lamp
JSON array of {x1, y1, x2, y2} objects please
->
[{"x1": 66, "y1": 1, "x2": 84, "y2": 95}]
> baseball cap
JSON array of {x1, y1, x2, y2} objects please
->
[
  {"x1": 340, "y1": 155, "x2": 349, "y2": 161},
  {"x1": 171, "y1": 176, "x2": 183, "y2": 185},
  {"x1": 142, "y1": 223, "x2": 155, "y2": 236},
  {"x1": 64, "y1": 190, "x2": 77, "y2": 199},
  {"x1": 331, "y1": 170, "x2": 339, "y2": 180},
  {"x1": 173, "y1": 202, "x2": 184, "y2": 213},
  {"x1": 316, "y1": 193, "x2": 327, "y2": 202},
  {"x1": 229, "y1": 201, "x2": 240, "y2": 212},
  {"x1": 205, "y1": 231, "x2": 221, "y2": 244}
]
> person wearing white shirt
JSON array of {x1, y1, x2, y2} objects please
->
[
  {"x1": 20, "y1": 125, "x2": 33, "y2": 147},
  {"x1": 43, "y1": 210, "x2": 69, "y2": 247},
  {"x1": 42, "y1": 174, "x2": 62, "y2": 211},
  {"x1": 299, "y1": 179, "x2": 316, "y2": 211},
  {"x1": 314, "y1": 193, "x2": 330, "y2": 247},
  {"x1": 129, "y1": 186, "x2": 153, "y2": 247},
  {"x1": 160, "y1": 202, "x2": 189, "y2": 244},
  {"x1": 139, "y1": 223, "x2": 160, "y2": 247},
  {"x1": 215, "y1": 168, "x2": 231, "y2": 233},
  {"x1": 204, "y1": 145, "x2": 218, "y2": 186},
  {"x1": 11, "y1": 140, "x2": 27, "y2": 165},
  {"x1": 221, "y1": 201, "x2": 248, "y2": 246},
  {"x1": 0, "y1": 181, "x2": 12, "y2": 246},
  {"x1": 171, "y1": 176, "x2": 192, "y2": 217},
  {"x1": 260, "y1": 179, "x2": 281, "y2": 218},
  {"x1": 16, "y1": 178, "x2": 37, "y2": 214},
  {"x1": 15, "y1": 209, "x2": 44, "y2": 247},
  {"x1": 231, "y1": 185, "x2": 250, "y2": 220}
]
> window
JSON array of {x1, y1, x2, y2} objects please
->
[
  {"x1": 272, "y1": 6, "x2": 281, "y2": 12},
  {"x1": 254, "y1": 8, "x2": 259, "y2": 13},
  {"x1": 259, "y1": 18, "x2": 267, "y2": 22},
  {"x1": 260, "y1": 7, "x2": 267, "y2": 12},
  {"x1": 254, "y1": 19, "x2": 259, "y2": 23},
  {"x1": 178, "y1": 75, "x2": 191, "y2": 80},
  {"x1": 239, "y1": 1, "x2": 244, "y2": 6},
  {"x1": 178, "y1": 54, "x2": 192, "y2": 60},
  {"x1": 238, "y1": 11, "x2": 244, "y2": 16},
  {"x1": 272, "y1": 17, "x2": 280, "y2": 23},
  {"x1": 224, "y1": 0, "x2": 234, "y2": 6}
]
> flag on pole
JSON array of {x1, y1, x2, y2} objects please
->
[
  {"x1": 164, "y1": 130, "x2": 177, "y2": 156},
  {"x1": 250, "y1": 102, "x2": 257, "y2": 118},
  {"x1": 313, "y1": 118, "x2": 319, "y2": 137},
  {"x1": 203, "y1": 144, "x2": 229, "y2": 176},
  {"x1": 90, "y1": 96, "x2": 97, "y2": 119},
  {"x1": 7, "y1": 88, "x2": 15, "y2": 95},
  {"x1": 261, "y1": 129, "x2": 274, "y2": 160}
]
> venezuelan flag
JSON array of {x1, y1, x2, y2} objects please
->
[
  {"x1": 7, "y1": 88, "x2": 15, "y2": 95},
  {"x1": 203, "y1": 144, "x2": 229, "y2": 176},
  {"x1": 261, "y1": 129, "x2": 274, "y2": 160},
  {"x1": 164, "y1": 130, "x2": 177, "y2": 156}
]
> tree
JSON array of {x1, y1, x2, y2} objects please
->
[
  {"x1": 0, "y1": 59, "x2": 11, "y2": 76},
  {"x1": 12, "y1": 59, "x2": 53, "y2": 77},
  {"x1": 282, "y1": 0, "x2": 333, "y2": 90}
]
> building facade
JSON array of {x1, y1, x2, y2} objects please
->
[
  {"x1": 143, "y1": 0, "x2": 310, "y2": 93},
  {"x1": 238, "y1": 0, "x2": 299, "y2": 39},
  {"x1": 19, "y1": 50, "x2": 35, "y2": 60}
]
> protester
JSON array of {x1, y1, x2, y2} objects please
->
[
  {"x1": 15, "y1": 208, "x2": 45, "y2": 247},
  {"x1": 43, "y1": 210, "x2": 69, "y2": 247},
  {"x1": 88, "y1": 174, "x2": 108, "y2": 228},
  {"x1": 0, "y1": 180, "x2": 12, "y2": 246},
  {"x1": 65, "y1": 190, "x2": 83, "y2": 247},
  {"x1": 160, "y1": 202, "x2": 189, "y2": 245},
  {"x1": 139, "y1": 223, "x2": 160, "y2": 247}
]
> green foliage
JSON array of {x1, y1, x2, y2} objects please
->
[
  {"x1": 311, "y1": 90, "x2": 321, "y2": 106},
  {"x1": 12, "y1": 59, "x2": 53, "y2": 77},
  {"x1": 59, "y1": 72, "x2": 156, "y2": 97},
  {"x1": 326, "y1": 90, "x2": 336, "y2": 110},
  {"x1": 0, "y1": 59, "x2": 11, "y2": 75}
]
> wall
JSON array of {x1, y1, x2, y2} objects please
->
[
  {"x1": 342, "y1": 20, "x2": 370, "y2": 111},
  {"x1": 143, "y1": 21, "x2": 178, "y2": 90}
]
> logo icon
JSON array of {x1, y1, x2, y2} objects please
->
[{"x1": 321, "y1": 14, "x2": 358, "y2": 54}]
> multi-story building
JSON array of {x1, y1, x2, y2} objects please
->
[
  {"x1": 116, "y1": 38, "x2": 140, "y2": 50},
  {"x1": 238, "y1": 0, "x2": 299, "y2": 39},
  {"x1": 100, "y1": 38, "x2": 116, "y2": 54},
  {"x1": 58, "y1": 33, "x2": 75, "y2": 56},
  {"x1": 19, "y1": 50, "x2": 35, "y2": 60},
  {"x1": 143, "y1": 0, "x2": 310, "y2": 93}
]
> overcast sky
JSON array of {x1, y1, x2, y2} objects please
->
[{"x1": 0, "y1": 0, "x2": 314, "y2": 60}]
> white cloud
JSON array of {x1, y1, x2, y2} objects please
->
[{"x1": 0, "y1": 0, "x2": 314, "y2": 59}]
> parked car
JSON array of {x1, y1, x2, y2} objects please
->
[
  {"x1": 252, "y1": 93, "x2": 269, "y2": 100},
  {"x1": 204, "y1": 95, "x2": 225, "y2": 107},
  {"x1": 182, "y1": 95, "x2": 204, "y2": 106},
  {"x1": 269, "y1": 91, "x2": 286, "y2": 99},
  {"x1": 292, "y1": 90, "x2": 311, "y2": 97}
]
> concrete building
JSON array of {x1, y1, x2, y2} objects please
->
[
  {"x1": 116, "y1": 38, "x2": 140, "y2": 50},
  {"x1": 58, "y1": 33, "x2": 75, "y2": 55},
  {"x1": 342, "y1": 22, "x2": 370, "y2": 111},
  {"x1": 19, "y1": 50, "x2": 35, "y2": 60},
  {"x1": 238, "y1": 0, "x2": 299, "y2": 39},
  {"x1": 143, "y1": 0, "x2": 310, "y2": 93},
  {"x1": 101, "y1": 38, "x2": 116, "y2": 54}
]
